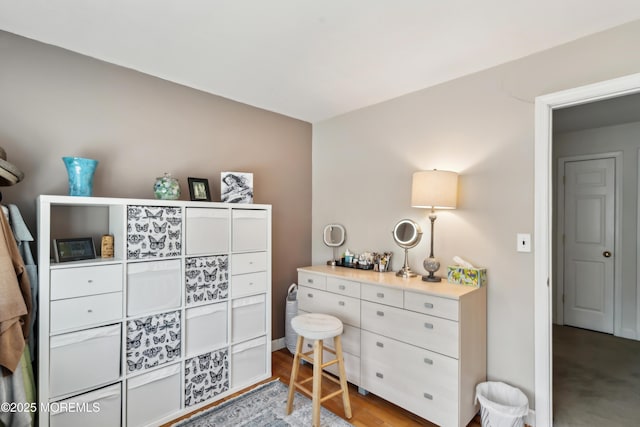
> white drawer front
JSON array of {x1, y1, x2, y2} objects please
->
[
  {"x1": 232, "y1": 209, "x2": 268, "y2": 252},
  {"x1": 299, "y1": 340, "x2": 361, "y2": 385},
  {"x1": 326, "y1": 277, "x2": 360, "y2": 298},
  {"x1": 404, "y1": 291, "x2": 459, "y2": 321},
  {"x1": 185, "y1": 208, "x2": 230, "y2": 255},
  {"x1": 232, "y1": 252, "x2": 267, "y2": 275},
  {"x1": 297, "y1": 287, "x2": 360, "y2": 327},
  {"x1": 297, "y1": 272, "x2": 326, "y2": 290},
  {"x1": 51, "y1": 292, "x2": 122, "y2": 333},
  {"x1": 361, "y1": 300, "x2": 459, "y2": 358},
  {"x1": 232, "y1": 271, "x2": 267, "y2": 297},
  {"x1": 361, "y1": 284, "x2": 403, "y2": 308},
  {"x1": 50, "y1": 383, "x2": 122, "y2": 427},
  {"x1": 51, "y1": 264, "x2": 123, "y2": 300},
  {"x1": 361, "y1": 330, "x2": 458, "y2": 401},
  {"x1": 299, "y1": 317, "x2": 361, "y2": 357}
]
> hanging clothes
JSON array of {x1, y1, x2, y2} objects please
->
[
  {"x1": 7, "y1": 205, "x2": 37, "y2": 358},
  {"x1": 0, "y1": 207, "x2": 31, "y2": 374}
]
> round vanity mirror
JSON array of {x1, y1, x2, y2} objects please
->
[
  {"x1": 323, "y1": 224, "x2": 346, "y2": 247},
  {"x1": 392, "y1": 219, "x2": 422, "y2": 278},
  {"x1": 323, "y1": 224, "x2": 346, "y2": 266}
]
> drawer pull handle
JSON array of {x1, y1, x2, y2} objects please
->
[
  {"x1": 249, "y1": 282, "x2": 254, "y2": 286},
  {"x1": 424, "y1": 323, "x2": 434, "y2": 329},
  {"x1": 87, "y1": 309, "x2": 93, "y2": 313},
  {"x1": 377, "y1": 292, "x2": 384, "y2": 298},
  {"x1": 308, "y1": 293, "x2": 314, "y2": 298},
  {"x1": 424, "y1": 358, "x2": 433, "y2": 365},
  {"x1": 424, "y1": 302, "x2": 434, "y2": 309},
  {"x1": 376, "y1": 372, "x2": 384, "y2": 379},
  {"x1": 376, "y1": 311, "x2": 384, "y2": 317},
  {"x1": 376, "y1": 342, "x2": 384, "y2": 348},
  {"x1": 423, "y1": 392, "x2": 433, "y2": 400},
  {"x1": 249, "y1": 261, "x2": 254, "y2": 265},
  {"x1": 339, "y1": 285, "x2": 346, "y2": 290},
  {"x1": 338, "y1": 301, "x2": 345, "y2": 306},
  {"x1": 87, "y1": 280, "x2": 93, "y2": 283},
  {"x1": 307, "y1": 279, "x2": 314, "y2": 284}
]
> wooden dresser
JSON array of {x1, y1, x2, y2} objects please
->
[{"x1": 297, "y1": 265, "x2": 486, "y2": 427}]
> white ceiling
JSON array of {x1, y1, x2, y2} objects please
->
[{"x1": 2, "y1": 1, "x2": 640, "y2": 123}]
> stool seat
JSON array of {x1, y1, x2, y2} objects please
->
[{"x1": 291, "y1": 313, "x2": 343, "y2": 340}]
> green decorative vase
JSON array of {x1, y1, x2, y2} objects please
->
[{"x1": 154, "y1": 173, "x2": 180, "y2": 200}]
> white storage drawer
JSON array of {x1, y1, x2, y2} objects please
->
[
  {"x1": 326, "y1": 277, "x2": 360, "y2": 298},
  {"x1": 297, "y1": 272, "x2": 326, "y2": 290},
  {"x1": 127, "y1": 363, "x2": 181, "y2": 427},
  {"x1": 232, "y1": 336, "x2": 267, "y2": 388},
  {"x1": 298, "y1": 287, "x2": 360, "y2": 328},
  {"x1": 232, "y1": 295, "x2": 266, "y2": 342},
  {"x1": 127, "y1": 260, "x2": 181, "y2": 316},
  {"x1": 300, "y1": 319, "x2": 361, "y2": 358},
  {"x1": 404, "y1": 291, "x2": 459, "y2": 321},
  {"x1": 50, "y1": 383, "x2": 121, "y2": 427},
  {"x1": 50, "y1": 292, "x2": 122, "y2": 333},
  {"x1": 361, "y1": 284, "x2": 403, "y2": 308},
  {"x1": 50, "y1": 264, "x2": 123, "y2": 300},
  {"x1": 186, "y1": 208, "x2": 229, "y2": 255},
  {"x1": 50, "y1": 325, "x2": 121, "y2": 397},
  {"x1": 232, "y1": 271, "x2": 267, "y2": 297},
  {"x1": 232, "y1": 209, "x2": 267, "y2": 252},
  {"x1": 186, "y1": 303, "x2": 227, "y2": 356},
  {"x1": 361, "y1": 300, "x2": 459, "y2": 358},
  {"x1": 232, "y1": 252, "x2": 267, "y2": 275}
]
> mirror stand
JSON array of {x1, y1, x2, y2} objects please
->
[
  {"x1": 323, "y1": 224, "x2": 346, "y2": 266},
  {"x1": 396, "y1": 247, "x2": 417, "y2": 278}
]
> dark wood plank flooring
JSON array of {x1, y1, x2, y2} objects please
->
[{"x1": 164, "y1": 348, "x2": 482, "y2": 426}]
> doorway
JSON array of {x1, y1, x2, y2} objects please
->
[{"x1": 534, "y1": 73, "x2": 640, "y2": 427}]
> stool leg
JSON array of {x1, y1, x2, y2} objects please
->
[
  {"x1": 286, "y1": 335, "x2": 304, "y2": 415},
  {"x1": 334, "y1": 335, "x2": 352, "y2": 419},
  {"x1": 312, "y1": 339, "x2": 323, "y2": 427}
]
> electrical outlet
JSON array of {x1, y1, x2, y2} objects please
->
[{"x1": 517, "y1": 233, "x2": 531, "y2": 252}]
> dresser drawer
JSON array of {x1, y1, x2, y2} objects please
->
[
  {"x1": 299, "y1": 338, "x2": 361, "y2": 385},
  {"x1": 361, "y1": 330, "x2": 458, "y2": 400},
  {"x1": 232, "y1": 271, "x2": 267, "y2": 297},
  {"x1": 361, "y1": 284, "x2": 403, "y2": 308},
  {"x1": 361, "y1": 300, "x2": 459, "y2": 358},
  {"x1": 50, "y1": 264, "x2": 123, "y2": 300},
  {"x1": 298, "y1": 287, "x2": 360, "y2": 327},
  {"x1": 51, "y1": 292, "x2": 123, "y2": 333},
  {"x1": 299, "y1": 317, "x2": 361, "y2": 357},
  {"x1": 326, "y1": 277, "x2": 360, "y2": 298},
  {"x1": 298, "y1": 272, "x2": 326, "y2": 290},
  {"x1": 232, "y1": 252, "x2": 267, "y2": 275},
  {"x1": 404, "y1": 291, "x2": 459, "y2": 321}
]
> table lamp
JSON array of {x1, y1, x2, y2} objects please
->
[{"x1": 411, "y1": 170, "x2": 458, "y2": 282}]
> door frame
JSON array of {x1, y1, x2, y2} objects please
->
[
  {"x1": 534, "y1": 72, "x2": 640, "y2": 427},
  {"x1": 556, "y1": 153, "x2": 622, "y2": 334}
]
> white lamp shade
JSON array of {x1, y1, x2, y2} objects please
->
[{"x1": 411, "y1": 170, "x2": 458, "y2": 209}]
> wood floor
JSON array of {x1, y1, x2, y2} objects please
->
[{"x1": 164, "y1": 348, "x2": 482, "y2": 427}]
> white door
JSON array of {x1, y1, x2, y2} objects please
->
[{"x1": 563, "y1": 158, "x2": 615, "y2": 334}]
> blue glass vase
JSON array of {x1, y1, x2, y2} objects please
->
[{"x1": 63, "y1": 157, "x2": 98, "y2": 196}]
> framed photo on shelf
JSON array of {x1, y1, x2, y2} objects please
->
[
  {"x1": 53, "y1": 237, "x2": 96, "y2": 263},
  {"x1": 221, "y1": 172, "x2": 253, "y2": 203},
  {"x1": 187, "y1": 177, "x2": 211, "y2": 201}
]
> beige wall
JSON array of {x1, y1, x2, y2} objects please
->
[
  {"x1": 554, "y1": 121, "x2": 640, "y2": 338},
  {"x1": 312, "y1": 20, "x2": 640, "y2": 407},
  {"x1": 0, "y1": 31, "x2": 312, "y2": 339}
]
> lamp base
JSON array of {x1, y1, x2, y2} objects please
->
[
  {"x1": 421, "y1": 273, "x2": 442, "y2": 282},
  {"x1": 397, "y1": 267, "x2": 418, "y2": 278}
]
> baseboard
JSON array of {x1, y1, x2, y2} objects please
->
[
  {"x1": 272, "y1": 337, "x2": 285, "y2": 351},
  {"x1": 525, "y1": 409, "x2": 536, "y2": 426}
]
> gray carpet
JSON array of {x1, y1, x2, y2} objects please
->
[
  {"x1": 172, "y1": 379, "x2": 353, "y2": 427},
  {"x1": 553, "y1": 325, "x2": 640, "y2": 426}
]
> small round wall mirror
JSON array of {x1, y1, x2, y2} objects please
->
[
  {"x1": 392, "y1": 219, "x2": 422, "y2": 278},
  {"x1": 323, "y1": 224, "x2": 346, "y2": 265}
]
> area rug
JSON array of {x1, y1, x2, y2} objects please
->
[{"x1": 172, "y1": 379, "x2": 353, "y2": 427}]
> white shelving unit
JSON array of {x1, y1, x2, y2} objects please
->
[{"x1": 37, "y1": 195, "x2": 272, "y2": 427}]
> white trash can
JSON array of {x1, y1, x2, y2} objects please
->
[
  {"x1": 285, "y1": 283, "x2": 298, "y2": 354},
  {"x1": 475, "y1": 381, "x2": 529, "y2": 427}
]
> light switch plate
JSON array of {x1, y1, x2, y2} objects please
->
[{"x1": 517, "y1": 233, "x2": 531, "y2": 252}]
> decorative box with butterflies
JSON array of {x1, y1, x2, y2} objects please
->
[
  {"x1": 184, "y1": 349, "x2": 229, "y2": 407},
  {"x1": 185, "y1": 255, "x2": 229, "y2": 306},
  {"x1": 127, "y1": 205, "x2": 182, "y2": 259},
  {"x1": 126, "y1": 310, "x2": 181, "y2": 373}
]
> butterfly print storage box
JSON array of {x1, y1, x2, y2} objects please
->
[
  {"x1": 126, "y1": 310, "x2": 181, "y2": 374},
  {"x1": 127, "y1": 206, "x2": 182, "y2": 259}
]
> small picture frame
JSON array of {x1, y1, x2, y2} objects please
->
[
  {"x1": 221, "y1": 172, "x2": 253, "y2": 203},
  {"x1": 188, "y1": 177, "x2": 211, "y2": 201},
  {"x1": 53, "y1": 237, "x2": 96, "y2": 263}
]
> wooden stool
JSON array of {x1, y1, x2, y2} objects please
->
[{"x1": 286, "y1": 313, "x2": 352, "y2": 427}]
